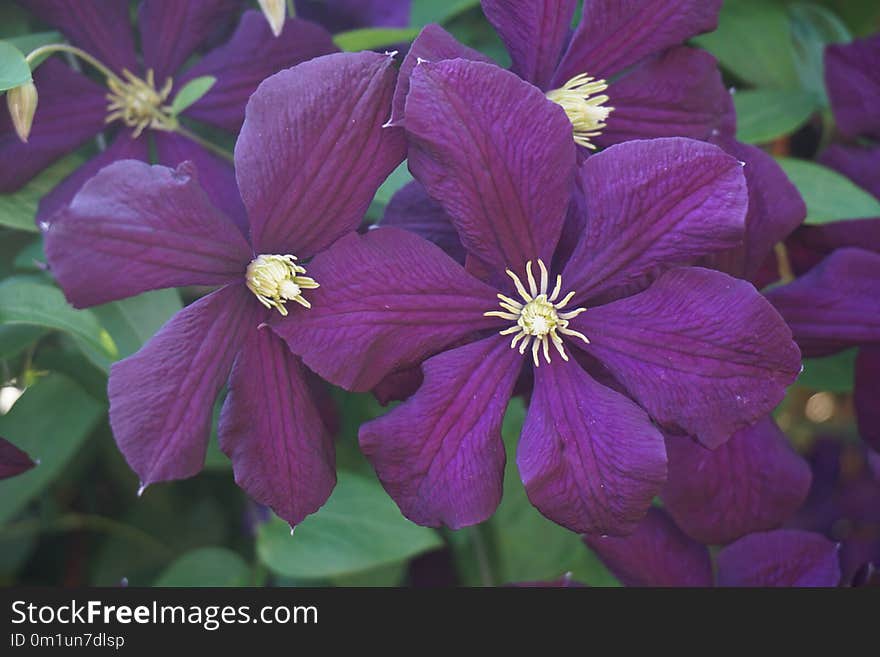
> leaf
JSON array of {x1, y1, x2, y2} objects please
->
[
  {"x1": 6, "y1": 31, "x2": 62, "y2": 69},
  {"x1": 0, "y1": 152, "x2": 87, "y2": 232},
  {"x1": 733, "y1": 89, "x2": 819, "y2": 144},
  {"x1": 0, "y1": 276, "x2": 117, "y2": 361},
  {"x1": 333, "y1": 27, "x2": 419, "y2": 52},
  {"x1": 788, "y1": 2, "x2": 851, "y2": 105},
  {"x1": 12, "y1": 237, "x2": 45, "y2": 272},
  {"x1": 776, "y1": 157, "x2": 880, "y2": 224},
  {"x1": 0, "y1": 40, "x2": 31, "y2": 91},
  {"x1": 0, "y1": 374, "x2": 103, "y2": 526},
  {"x1": 169, "y1": 76, "x2": 216, "y2": 116},
  {"x1": 257, "y1": 471, "x2": 442, "y2": 579},
  {"x1": 366, "y1": 160, "x2": 413, "y2": 222},
  {"x1": 410, "y1": 0, "x2": 480, "y2": 26},
  {"x1": 798, "y1": 348, "x2": 857, "y2": 393},
  {"x1": 0, "y1": 324, "x2": 45, "y2": 360},
  {"x1": 154, "y1": 547, "x2": 250, "y2": 587}
]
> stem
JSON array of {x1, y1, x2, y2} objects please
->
[
  {"x1": 174, "y1": 125, "x2": 235, "y2": 163},
  {"x1": 470, "y1": 526, "x2": 494, "y2": 587},
  {"x1": 25, "y1": 44, "x2": 123, "y2": 86},
  {"x1": 774, "y1": 242, "x2": 795, "y2": 284}
]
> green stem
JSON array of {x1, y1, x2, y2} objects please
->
[
  {"x1": 174, "y1": 125, "x2": 235, "y2": 163},
  {"x1": 25, "y1": 44, "x2": 123, "y2": 86},
  {"x1": 470, "y1": 526, "x2": 495, "y2": 587}
]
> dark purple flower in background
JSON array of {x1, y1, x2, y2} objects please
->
[
  {"x1": 295, "y1": 0, "x2": 411, "y2": 33},
  {"x1": 43, "y1": 52, "x2": 405, "y2": 526},
  {"x1": 586, "y1": 507, "x2": 842, "y2": 587},
  {"x1": 272, "y1": 59, "x2": 800, "y2": 534},
  {"x1": 0, "y1": 0, "x2": 338, "y2": 226},
  {"x1": 0, "y1": 436, "x2": 36, "y2": 480}
]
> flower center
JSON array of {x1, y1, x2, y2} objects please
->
[
  {"x1": 245, "y1": 254, "x2": 319, "y2": 316},
  {"x1": 484, "y1": 259, "x2": 590, "y2": 367},
  {"x1": 545, "y1": 73, "x2": 614, "y2": 150},
  {"x1": 106, "y1": 69, "x2": 177, "y2": 137}
]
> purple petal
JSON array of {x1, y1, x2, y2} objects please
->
[
  {"x1": 271, "y1": 227, "x2": 499, "y2": 391},
  {"x1": 554, "y1": 0, "x2": 722, "y2": 83},
  {"x1": 765, "y1": 248, "x2": 880, "y2": 358},
  {"x1": 0, "y1": 437, "x2": 36, "y2": 480},
  {"x1": 109, "y1": 284, "x2": 258, "y2": 485},
  {"x1": 716, "y1": 530, "x2": 841, "y2": 587},
  {"x1": 663, "y1": 418, "x2": 812, "y2": 545},
  {"x1": 562, "y1": 138, "x2": 747, "y2": 304},
  {"x1": 0, "y1": 59, "x2": 105, "y2": 192},
  {"x1": 573, "y1": 267, "x2": 801, "y2": 448},
  {"x1": 856, "y1": 347, "x2": 880, "y2": 453},
  {"x1": 583, "y1": 508, "x2": 713, "y2": 587},
  {"x1": 180, "y1": 12, "x2": 338, "y2": 132},
  {"x1": 406, "y1": 59, "x2": 575, "y2": 273},
  {"x1": 295, "y1": 0, "x2": 410, "y2": 32},
  {"x1": 380, "y1": 180, "x2": 465, "y2": 264},
  {"x1": 481, "y1": 0, "x2": 576, "y2": 89},
  {"x1": 389, "y1": 23, "x2": 493, "y2": 127},
  {"x1": 235, "y1": 50, "x2": 404, "y2": 255},
  {"x1": 597, "y1": 47, "x2": 734, "y2": 147},
  {"x1": 219, "y1": 327, "x2": 335, "y2": 527},
  {"x1": 787, "y1": 217, "x2": 880, "y2": 277},
  {"x1": 138, "y1": 0, "x2": 240, "y2": 82},
  {"x1": 518, "y1": 357, "x2": 667, "y2": 535},
  {"x1": 18, "y1": 0, "x2": 138, "y2": 73},
  {"x1": 45, "y1": 160, "x2": 251, "y2": 308},
  {"x1": 825, "y1": 35, "x2": 880, "y2": 139},
  {"x1": 819, "y1": 143, "x2": 880, "y2": 201}
]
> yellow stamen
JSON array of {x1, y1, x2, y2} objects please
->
[
  {"x1": 245, "y1": 254, "x2": 319, "y2": 316},
  {"x1": 546, "y1": 72, "x2": 614, "y2": 149},
  {"x1": 106, "y1": 68, "x2": 176, "y2": 137}
]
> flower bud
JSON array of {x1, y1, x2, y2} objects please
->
[
  {"x1": 258, "y1": 0, "x2": 286, "y2": 37},
  {"x1": 7, "y1": 80, "x2": 38, "y2": 143}
]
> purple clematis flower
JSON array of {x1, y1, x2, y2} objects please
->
[
  {"x1": 272, "y1": 59, "x2": 801, "y2": 534},
  {"x1": 0, "y1": 436, "x2": 36, "y2": 480},
  {"x1": 585, "y1": 507, "x2": 842, "y2": 587},
  {"x1": 42, "y1": 52, "x2": 405, "y2": 526},
  {"x1": 1, "y1": 0, "x2": 338, "y2": 226},
  {"x1": 295, "y1": 0, "x2": 411, "y2": 33}
]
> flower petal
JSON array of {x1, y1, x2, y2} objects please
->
[
  {"x1": 406, "y1": 59, "x2": 575, "y2": 273},
  {"x1": 716, "y1": 530, "x2": 841, "y2": 587},
  {"x1": 271, "y1": 227, "x2": 499, "y2": 391},
  {"x1": 518, "y1": 357, "x2": 667, "y2": 535},
  {"x1": 0, "y1": 437, "x2": 36, "y2": 480},
  {"x1": 856, "y1": 347, "x2": 880, "y2": 453},
  {"x1": 235, "y1": 50, "x2": 404, "y2": 256},
  {"x1": 109, "y1": 284, "x2": 258, "y2": 485},
  {"x1": 573, "y1": 267, "x2": 801, "y2": 448},
  {"x1": 45, "y1": 160, "x2": 251, "y2": 308},
  {"x1": 787, "y1": 217, "x2": 880, "y2": 277},
  {"x1": 359, "y1": 335, "x2": 521, "y2": 528},
  {"x1": 180, "y1": 12, "x2": 338, "y2": 132},
  {"x1": 819, "y1": 143, "x2": 880, "y2": 201},
  {"x1": 562, "y1": 138, "x2": 747, "y2": 304},
  {"x1": 295, "y1": 0, "x2": 410, "y2": 32},
  {"x1": 825, "y1": 34, "x2": 880, "y2": 139},
  {"x1": 663, "y1": 418, "x2": 812, "y2": 545},
  {"x1": 481, "y1": 0, "x2": 576, "y2": 89},
  {"x1": 554, "y1": 0, "x2": 722, "y2": 83},
  {"x1": 583, "y1": 508, "x2": 713, "y2": 587},
  {"x1": 765, "y1": 248, "x2": 880, "y2": 358},
  {"x1": 219, "y1": 326, "x2": 335, "y2": 527}
]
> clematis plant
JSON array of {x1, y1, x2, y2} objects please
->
[
  {"x1": 0, "y1": 436, "x2": 36, "y2": 480},
  {"x1": 42, "y1": 51, "x2": 405, "y2": 526},
  {"x1": 272, "y1": 59, "x2": 801, "y2": 534}
]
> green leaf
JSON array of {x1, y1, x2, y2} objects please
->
[
  {"x1": 154, "y1": 547, "x2": 250, "y2": 587},
  {"x1": 788, "y1": 3, "x2": 851, "y2": 105},
  {"x1": 169, "y1": 76, "x2": 216, "y2": 115},
  {"x1": 0, "y1": 40, "x2": 31, "y2": 91},
  {"x1": 734, "y1": 89, "x2": 819, "y2": 144},
  {"x1": 0, "y1": 374, "x2": 103, "y2": 526},
  {"x1": 776, "y1": 157, "x2": 880, "y2": 224},
  {"x1": 0, "y1": 324, "x2": 46, "y2": 361},
  {"x1": 6, "y1": 31, "x2": 62, "y2": 69},
  {"x1": 333, "y1": 27, "x2": 419, "y2": 51},
  {"x1": 0, "y1": 277, "x2": 117, "y2": 361},
  {"x1": 0, "y1": 152, "x2": 87, "y2": 232},
  {"x1": 12, "y1": 237, "x2": 45, "y2": 272},
  {"x1": 798, "y1": 348, "x2": 857, "y2": 393},
  {"x1": 410, "y1": 0, "x2": 480, "y2": 26},
  {"x1": 366, "y1": 160, "x2": 413, "y2": 222},
  {"x1": 257, "y1": 471, "x2": 442, "y2": 579}
]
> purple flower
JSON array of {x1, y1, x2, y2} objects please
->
[
  {"x1": 295, "y1": 0, "x2": 411, "y2": 33},
  {"x1": 0, "y1": 436, "x2": 36, "y2": 480},
  {"x1": 273, "y1": 59, "x2": 801, "y2": 534},
  {"x1": 43, "y1": 52, "x2": 405, "y2": 526},
  {"x1": 0, "y1": 1, "x2": 339, "y2": 226},
  {"x1": 586, "y1": 507, "x2": 842, "y2": 587}
]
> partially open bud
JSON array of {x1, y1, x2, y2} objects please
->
[
  {"x1": 7, "y1": 80, "x2": 38, "y2": 143},
  {"x1": 258, "y1": 0, "x2": 286, "y2": 37}
]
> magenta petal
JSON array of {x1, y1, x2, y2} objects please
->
[
  {"x1": 271, "y1": 227, "x2": 499, "y2": 391},
  {"x1": 406, "y1": 59, "x2": 575, "y2": 273},
  {"x1": 0, "y1": 59, "x2": 105, "y2": 192},
  {"x1": 295, "y1": 0, "x2": 410, "y2": 32},
  {"x1": 819, "y1": 143, "x2": 880, "y2": 201},
  {"x1": 109, "y1": 285, "x2": 258, "y2": 485},
  {"x1": 825, "y1": 35, "x2": 880, "y2": 139},
  {"x1": 664, "y1": 418, "x2": 812, "y2": 545},
  {"x1": 765, "y1": 248, "x2": 880, "y2": 358},
  {"x1": 855, "y1": 347, "x2": 880, "y2": 452},
  {"x1": 518, "y1": 358, "x2": 667, "y2": 535},
  {"x1": 481, "y1": 0, "x2": 576, "y2": 89},
  {"x1": 554, "y1": 0, "x2": 722, "y2": 83},
  {"x1": 597, "y1": 48, "x2": 734, "y2": 147},
  {"x1": 574, "y1": 268, "x2": 801, "y2": 448},
  {"x1": 0, "y1": 437, "x2": 36, "y2": 480},
  {"x1": 219, "y1": 327, "x2": 335, "y2": 527},
  {"x1": 563, "y1": 138, "x2": 747, "y2": 303},
  {"x1": 236, "y1": 51, "x2": 404, "y2": 256},
  {"x1": 359, "y1": 335, "x2": 521, "y2": 528},
  {"x1": 45, "y1": 160, "x2": 251, "y2": 308},
  {"x1": 716, "y1": 530, "x2": 841, "y2": 587},
  {"x1": 180, "y1": 12, "x2": 338, "y2": 133},
  {"x1": 389, "y1": 23, "x2": 493, "y2": 127},
  {"x1": 584, "y1": 508, "x2": 713, "y2": 587}
]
